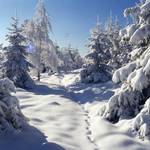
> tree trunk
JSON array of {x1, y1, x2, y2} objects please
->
[{"x1": 37, "y1": 71, "x2": 40, "y2": 81}]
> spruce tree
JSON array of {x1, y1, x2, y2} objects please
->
[
  {"x1": 3, "y1": 17, "x2": 34, "y2": 88},
  {"x1": 80, "y1": 17, "x2": 112, "y2": 83},
  {"x1": 101, "y1": 0, "x2": 150, "y2": 139}
]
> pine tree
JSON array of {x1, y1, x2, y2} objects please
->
[
  {"x1": 106, "y1": 15, "x2": 131, "y2": 70},
  {"x1": 100, "y1": 0, "x2": 150, "y2": 139},
  {"x1": 3, "y1": 17, "x2": 34, "y2": 88},
  {"x1": 80, "y1": 17, "x2": 111, "y2": 83}
]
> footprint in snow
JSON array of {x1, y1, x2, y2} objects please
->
[{"x1": 49, "y1": 102, "x2": 61, "y2": 106}]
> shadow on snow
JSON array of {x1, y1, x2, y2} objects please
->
[
  {"x1": 26, "y1": 80, "x2": 117, "y2": 104},
  {"x1": 0, "y1": 125, "x2": 65, "y2": 150}
]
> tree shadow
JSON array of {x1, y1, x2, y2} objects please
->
[
  {"x1": 26, "y1": 80, "x2": 118, "y2": 104},
  {"x1": 0, "y1": 125, "x2": 65, "y2": 150},
  {"x1": 66, "y1": 81, "x2": 117, "y2": 104},
  {"x1": 27, "y1": 82, "x2": 67, "y2": 96}
]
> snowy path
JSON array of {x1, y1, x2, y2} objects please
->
[
  {"x1": 17, "y1": 75, "x2": 98, "y2": 150},
  {"x1": 14, "y1": 72, "x2": 150, "y2": 150}
]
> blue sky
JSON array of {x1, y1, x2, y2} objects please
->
[{"x1": 0, "y1": 0, "x2": 139, "y2": 55}]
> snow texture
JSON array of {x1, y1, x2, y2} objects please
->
[{"x1": 112, "y1": 61, "x2": 137, "y2": 83}]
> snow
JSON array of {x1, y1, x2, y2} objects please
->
[
  {"x1": 0, "y1": 70, "x2": 149, "y2": 150},
  {"x1": 84, "y1": 99, "x2": 150, "y2": 150},
  {"x1": 15, "y1": 73, "x2": 97, "y2": 150},
  {"x1": 143, "y1": 56, "x2": 150, "y2": 75},
  {"x1": 0, "y1": 78, "x2": 27, "y2": 133},
  {"x1": 130, "y1": 24, "x2": 150, "y2": 45},
  {"x1": 112, "y1": 61, "x2": 137, "y2": 83},
  {"x1": 130, "y1": 48, "x2": 142, "y2": 60},
  {"x1": 120, "y1": 24, "x2": 137, "y2": 40},
  {"x1": 2, "y1": 0, "x2": 150, "y2": 149},
  {"x1": 128, "y1": 68, "x2": 149, "y2": 91}
]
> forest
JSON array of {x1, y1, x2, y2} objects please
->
[{"x1": 0, "y1": 0, "x2": 150, "y2": 150}]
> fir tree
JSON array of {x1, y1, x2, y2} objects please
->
[
  {"x1": 100, "y1": 0, "x2": 150, "y2": 139},
  {"x1": 80, "y1": 17, "x2": 111, "y2": 83},
  {"x1": 3, "y1": 17, "x2": 34, "y2": 88},
  {"x1": 106, "y1": 15, "x2": 131, "y2": 70}
]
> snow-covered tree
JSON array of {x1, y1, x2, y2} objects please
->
[
  {"x1": 106, "y1": 15, "x2": 132, "y2": 69},
  {"x1": 0, "y1": 44, "x2": 5, "y2": 65},
  {"x1": 55, "y1": 43, "x2": 83, "y2": 72},
  {"x1": 23, "y1": 0, "x2": 59, "y2": 80},
  {"x1": 100, "y1": 0, "x2": 150, "y2": 139},
  {"x1": 3, "y1": 17, "x2": 34, "y2": 88},
  {"x1": 0, "y1": 78, "x2": 26, "y2": 132},
  {"x1": 80, "y1": 18, "x2": 112, "y2": 83}
]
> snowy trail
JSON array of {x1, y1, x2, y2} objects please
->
[
  {"x1": 15, "y1": 72, "x2": 150, "y2": 150},
  {"x1": 17, "y1": 75, "x2": 98, "y2": 150}
]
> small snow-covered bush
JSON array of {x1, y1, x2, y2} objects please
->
[
  {"x1": 80, "y1": 64, "x2": 111, "y2": 83},
  {"x1": 0, "y1": 78, "x2": 26, "y2": 132}
]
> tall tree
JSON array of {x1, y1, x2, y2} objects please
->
[
  {"x1": 106, "y1": 15, "x2": 131, "y2": 69},
  {"x1": 80, "y1": 17, "x2": 112, "y2": 83},
  {"x1": 3, "y1": 17, "x2": 34, "y2": 88},
  {"x1": 23, "y1": 0, "x2": 58, "y2": 80},
  {"x1": 101, "y1": 0, "x2": 150, "y2": 139}
]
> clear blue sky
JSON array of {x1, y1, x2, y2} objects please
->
[{"x1": 0, "y1": 0, "x2": 139, "y2": 55}]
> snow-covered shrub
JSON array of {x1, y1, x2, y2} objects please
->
[
  {"x1": 80, "y1": 64, "x2": 111, "y2": 83},
  {"x1": 0, "y1": 78, "x2": 26, "y2": 132},
  {"x1": 3, "y1": 17, "x2": 34, "y2": 88}
]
